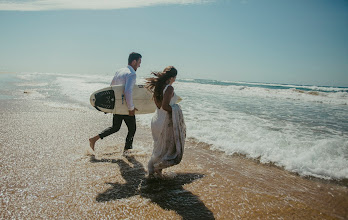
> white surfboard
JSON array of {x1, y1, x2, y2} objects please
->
[{"x1": 90, "y1": 85, "x2": 181, "y2": 115}]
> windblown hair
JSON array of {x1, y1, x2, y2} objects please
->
[{"x1": 145, "y1": 66, "x2": 177, "y2": 103}]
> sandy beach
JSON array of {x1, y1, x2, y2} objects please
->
[{"x1": 1, "y1": 97, "x2": 348, "y2": 219}]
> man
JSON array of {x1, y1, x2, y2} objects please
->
[{"x1": 89, "y1": 52, "x2": 142, "y2": 153}]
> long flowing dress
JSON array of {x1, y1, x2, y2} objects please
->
[{"x1": 148, "y1": 85, "x2": 186, "y2": 175}]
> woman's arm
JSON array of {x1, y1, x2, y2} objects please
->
[
  {"x1": 162, "y1": 86, "x2": 174, "y2": 113},
  {"x1": 154, "y1": 98, "x2": 161, "y2": 109}
]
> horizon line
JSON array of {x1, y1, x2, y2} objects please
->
[{"x1": 0, "y1": 0, "x2": 214, "y2": 11}]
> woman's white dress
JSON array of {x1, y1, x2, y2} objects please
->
[{"x1": 148, "y1": 85, "x2": 186, "y2": 174}]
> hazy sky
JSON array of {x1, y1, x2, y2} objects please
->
[{"x1": 1, "y1": 0, "x2": 347, "y2": 86}]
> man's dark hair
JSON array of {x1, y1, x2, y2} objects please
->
[{"x1": 128, "y1": 52, "x2": 142, "y2": 65}]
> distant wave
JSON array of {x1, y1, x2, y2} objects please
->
[
  {"x1": 176, "y1": 79, "x2": 348, "y2": 106},
  {"x1": 177, "y1": 79, "x2": 348, "y2": 93}
]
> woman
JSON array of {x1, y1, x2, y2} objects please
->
[{"x1": 145, "y1": 66, "x2": 186, "y2": 178}]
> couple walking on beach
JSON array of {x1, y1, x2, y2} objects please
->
[{"x1": 89, "y1": 52, "x2": 186, "y2": 178}]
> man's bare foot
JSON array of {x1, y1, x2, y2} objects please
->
[
  {"x1": 123, "y1": 149, "x2": 130, "y2": 157},
  {"x1": 89, "y1": 135, "x2": 99, "y2": 151},
  {"x1": 89, "y1": 138, "x2": 95, "y2": 151}
]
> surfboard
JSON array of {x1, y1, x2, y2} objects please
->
[{"x1": 90, "y1": 85, "x2": 181, "y2": 115}]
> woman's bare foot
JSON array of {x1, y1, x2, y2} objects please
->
[
  {"x1": 146, "y1": 173, "x2": 155, "y2": 179},
  {"x1": 89, "y1": 135, "x2": 100, "y2": 151},
  {"x1": 154, "y1": 169, "x2": 164, "y2": 179}
]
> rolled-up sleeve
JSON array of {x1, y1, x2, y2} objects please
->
[{"x1": 124, "y1": 73, "x2": 136, "y2": 110}]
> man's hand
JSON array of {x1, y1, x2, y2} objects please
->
[{"x1": 129, "y1": 108, "x2": 138, "y2": 116}]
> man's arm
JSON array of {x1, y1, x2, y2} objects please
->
[{"x1": 124, "y1": 73, "x2": 136, "y2": 114}]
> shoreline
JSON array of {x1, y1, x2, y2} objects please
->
[
  {"x1": 1, "y1": 98, "x2": 347, "y2": 219},
  {"x1": 187, "y1": 138, "x2": 348, "y2": 188}
]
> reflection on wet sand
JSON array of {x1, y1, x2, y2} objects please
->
[{"x1": 91, "y1": 155, "x2": 215, "y2": 219}]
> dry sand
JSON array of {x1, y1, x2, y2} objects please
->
[{"x1": 1, "y1": 98, "x2": 347, "y2": 219}]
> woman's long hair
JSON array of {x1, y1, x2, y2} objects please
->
[{"x1": 145, "y1": 66, "x2": 177, "y2": 103}]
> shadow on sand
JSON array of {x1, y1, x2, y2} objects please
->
[{"x1": 90, "y1": 155, "x2": 215, "y2": 219}]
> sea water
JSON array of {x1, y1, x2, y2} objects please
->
[{"x1": 3, "y1": 72, "x2": 348, "y2": 180}]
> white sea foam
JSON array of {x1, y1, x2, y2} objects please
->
[
  {"x1": 184, "y1": 109, "x2": 348, "y2": 179},
  {"x1": 173, "y1": 81, "x2": 348, "y2": 179},
  {"x1": 54, "y1": 76, "x2": 109, "y2": 105}
]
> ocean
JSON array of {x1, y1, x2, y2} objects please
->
[{"x1": 1, "y1": 72, "x2": 347, "y2": 181}]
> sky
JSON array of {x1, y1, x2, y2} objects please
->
[{"x1": 0, "y1": 0, "x2": 347, "y2": 87}]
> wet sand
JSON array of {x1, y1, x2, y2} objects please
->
[{"x1": 1, "y1": 98, "x2": 347, "y2": 219}]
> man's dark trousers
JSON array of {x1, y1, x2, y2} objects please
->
[{"x1": 99, "y1": 114, "x2": 136, "y2": 150}]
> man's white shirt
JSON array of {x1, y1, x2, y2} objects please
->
[{"x1": 110, "y1": 65, "x2": 136, "y2": 111}]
